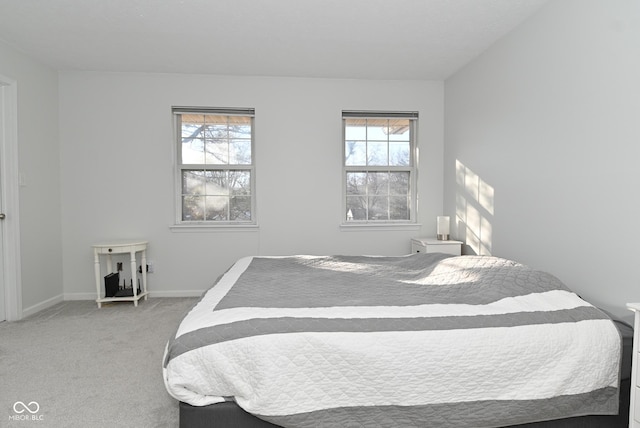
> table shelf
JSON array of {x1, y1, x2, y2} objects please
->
[{"x1": 95, "y1": 291, "x2": 149, "y2": 305}]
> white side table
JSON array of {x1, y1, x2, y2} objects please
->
[
  {"x1": 627, "y1": 303, "x2": 640, "y2": 427},
  {"x1": 93, "y1": 240, "x2": 149, "y2": 308},
  {"x1": 411, "y1": 237, "x2": 463, "y2": 256}
]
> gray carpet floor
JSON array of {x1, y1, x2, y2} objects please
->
[{"x1": 0, "y1": 297, "x2": 198, "y2": 427}]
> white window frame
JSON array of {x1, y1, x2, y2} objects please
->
[
  {"x1": 172, "y1": 107, "x2": 257, "y2": 228},
  {"x1": 341, "y1": 111, "x2": 418, "y2": 227}
]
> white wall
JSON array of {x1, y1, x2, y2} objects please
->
[
  {"x1": 0, "y1": 41, "x2": 63, "y2": 313},
  {"x1": 59, "y1": 73, "x2": 444, "y2": 297},
  {"x1": 444, "y1": 0, "x2": 640, "y2": 319}
]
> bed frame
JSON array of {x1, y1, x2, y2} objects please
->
[{"x1": 178, "y1": 319, "x2": 633, "y2": 428}]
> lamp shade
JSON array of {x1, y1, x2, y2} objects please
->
[{"x1": 437, "y1": 216, "x2": 450, "y2": 240}]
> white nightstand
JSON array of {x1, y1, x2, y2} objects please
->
[
  {"x1": 627, "y1": 303, "x2": 640, "y2": 427},
  {"x1": 411, "y1": 238, "x2": 462, "y2": 256},
  {"x1": 93, "y1": 240, "x2": 149, "y2": 308}
]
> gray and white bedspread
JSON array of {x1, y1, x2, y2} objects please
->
[{"x1": 163, "y1": 254, "x2": 621, "y2": 428}]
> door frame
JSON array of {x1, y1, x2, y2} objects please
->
[{"x1": 1, "y1": 74, "x2": 23, "y2": 321}]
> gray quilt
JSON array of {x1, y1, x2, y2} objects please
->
[{"x1": 164, "y1": 254, "x2": 621, "y2": 428}]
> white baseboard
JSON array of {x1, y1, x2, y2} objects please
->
[
  {"x1": 63, "y1": 290, "x2": 204, "y2": 301},
  {"x1": 19, "y1": 291, "x2": 203, "y2": 319},
  {"x1": 22, "y1": 294, "x2": 64, "y2": 318},
  {"x1": 64, "y1": 292, "x2": 96, "y2": 300}
]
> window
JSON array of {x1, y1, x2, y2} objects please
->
[
  {"x1": 343, "y1": 111, "x2": 417, "y2": 224},
  {"x1": 174, "y1": 107, "x2": 255, "y2": 225}
]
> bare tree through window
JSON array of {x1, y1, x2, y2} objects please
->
[
  {"x1": 343, "y1": 113, "x2": 417, "y2": 223},
  {"x1": 175, "y1": 109, "x2": 255, "y2": 223}
]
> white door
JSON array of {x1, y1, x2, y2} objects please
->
[
  {"x1": 0, "y1": 83, "x2": 6, "y2": 322},
  {"x1": 0, "y1": 75, "x2": 21, "y2": 322}
]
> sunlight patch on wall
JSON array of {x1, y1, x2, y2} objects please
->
[{"x1": 455, "y1": 160, "x2": 494, "y2": 255}]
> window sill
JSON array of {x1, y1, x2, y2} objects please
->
[
  {"x1": 170, "y1": 224, "x2": 259, "y2": 233},
  {"x1": 340, "y1": 223, "x2": 422, "y2": 232}
]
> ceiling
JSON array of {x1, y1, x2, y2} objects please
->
[{"x1": 0, "y1": 0, "x2": 549, "y2": 80}]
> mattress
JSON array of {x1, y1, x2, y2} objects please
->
[{"x1": 164, "y1": 253, "x2": 622, "y2": 428}]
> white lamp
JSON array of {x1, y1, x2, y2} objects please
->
[{"x1": 437, "y1": 216, "x2": 450, "y2": 241}]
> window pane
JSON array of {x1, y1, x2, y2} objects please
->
[
  {"x1": 182, "y1": 195, "x2": 204, "y2": 221},
  {"x1": 346, "y1": 196, "x2": 366, "y2": 220},
  {"x1": 345, "y1": 141, "x2": 366, "y2": 166},
  {"x1": 346, "y1": 172, "x2": 366, "y2": 195},
  {"x1": 229, "y1": 139, "x2": 252, "y2": 165},
  {"x1": 367, "y1": 197, "x2": 388, "y2": 221},
  {"x1": 345, "y1": 119, "x2": 366, "y2": 140},
  {"x1": 204, "y1": 123, "x2": 227, "y2": 140},
  {"x1": 204, "y1": 170, "x2": 228, "y2": 195},
  {"x1": 205, "y1": 195, "x2": 228, "y2": 221},
  {"x1": 389, "y1": 172, "x2": 410, "y2": 195},
  {"x1": 182, "y1": 115, "x2": 255, "y2": 167},
  {"x1": 388, "y1": 119, "x2": 410, "y2": 141},
  {"x1": 389, "y1": 141, "x2": 410, "y2": 166},
  {"x1": 229, "y1": 171, "x2": 251, "y2": 196},
  {"x1": 367, "y1": 141, "x2": 388, "y2": 166},
  {"x1": 182, "y1": 138, "x2": 205, "y2": 164},
  {"x1": 366, "y1": 119, "x2": 389, "y2": 140},
  {"x1": 182, "y1": 169, "x2": 253, "y2": 221},
  {"x1": 230, "y1": 196, "x2": 251, "y2": 221},
  {"x1": 182, "y1": 115, "x2": 206, "y2": 164},
  {"x1": 205, "y1": 140, "x2": 228, "y2": 165},
  {"x1": 229, "y1": 116, "x2": 252, "y2": 138},
  {"x1": 390, "y1": 196, "x2": 409, "y2": 220},
  {"x1": 181, "y1": 114, "x2": 205, "y2": 138},
  {"x1": 367, "y1": 172, "x2": 389, "y2": 196},
  {"x1": 182, "y1": 170, "x2": 204, "y2": 194}
]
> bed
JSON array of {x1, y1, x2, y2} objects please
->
[{"x1": 164, "y1": 253, "x2": 632, "y2": 428}]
